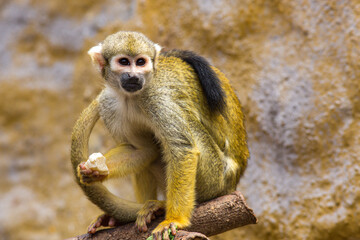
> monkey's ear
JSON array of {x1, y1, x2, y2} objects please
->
[
  {"x1": 153, "y1": 44, "x2": 162, "y2": 70},
  {"x1": 88, "y1": 44, "x2": 106, "y2": 72}
]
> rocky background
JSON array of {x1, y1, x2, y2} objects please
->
[{"x1": 0, "y1": 0, "x2": 359, "y2": 239}]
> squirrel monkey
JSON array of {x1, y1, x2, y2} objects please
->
[{"x1": 71, "y1": 31, "x2": 249, "y2": 240}]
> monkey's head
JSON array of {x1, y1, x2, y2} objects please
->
[{"x1": 88, "y1": 31, "x2": 161, "y2": 95}]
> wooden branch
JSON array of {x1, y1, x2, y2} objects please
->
[{"x1": 68, "y1": 191, "x2": 257, "y2": 240}]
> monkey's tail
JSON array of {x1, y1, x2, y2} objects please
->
[
  {"x1": 162, "y1": 50, "x2": 226, "y2": 113},
  {"x1": 70, "y1": 98, "x2": 142, "y2": 222}
]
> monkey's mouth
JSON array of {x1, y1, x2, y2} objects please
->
[{"x1": 121, "y1": 82, "x2": 143, "y2": 92}]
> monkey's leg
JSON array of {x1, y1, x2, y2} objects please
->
[
  {"x1": 132, "y1": 168, "x2": 158, "y2": 203},
  {"x1": 192, "y1": 128, "x2": 229, "y2": 202},
  {"x1": 133, "y1": 169, "x2": 166, "y2": 232},
  {"x1": 78, "y1": 144, "x2": 159, "y2": 184}
]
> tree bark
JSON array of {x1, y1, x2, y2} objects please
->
[{"x1": 68, "y1": 191, "x2": 257, "y2": 240}]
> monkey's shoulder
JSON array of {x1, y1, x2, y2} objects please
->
[
  {"x1": 158, "y1": 50, "x2": 226, "y2": 113},
  {"x1": 150, "y1": 57, "x2": 201, "y2": 96},
  {"x1": 156, "y1": 56, "x2": 195, "y2": 77}
]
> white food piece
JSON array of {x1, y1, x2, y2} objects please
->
[{"x1": 84, "y1": 152, "x2": 109, "y2": 175}]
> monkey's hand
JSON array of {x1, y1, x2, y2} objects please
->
[
  {"x1": 136, "y1": 200, "x2": 166, "y2": 232},
  {"x1": 151, "y1": 220, "x2": 186, "y2": 240},
  {"x1": 77, "y1": 153, "x2": 109, "y2": 184}
]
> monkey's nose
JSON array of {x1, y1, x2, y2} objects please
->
[
  {"x1": 121, "y1": 75, "x2": 143, "y2": 93},
  {"x1": 127, "y1": 76, "x2": 140, "y2": 84}
]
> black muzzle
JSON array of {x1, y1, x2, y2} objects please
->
[{"x1": 120, "y1": 73, "x2": 144, "y2": 92}]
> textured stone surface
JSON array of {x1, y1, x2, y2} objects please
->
[{"x1": 0, "y1": 0, "x2": 359, "y2": 239}]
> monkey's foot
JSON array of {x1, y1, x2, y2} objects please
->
[
  {"x1": 87, "y1": 214, "x2": 120, "y2": 234},
  {"x1": 136, "y1": 200, "x2": 166, "y2": 232},
  {"x1": 151, "y1": 220, "x2": 183, "y2": 240},
  {"x1": 77, "y1": 162, "x2": 108, "y2": 184}
]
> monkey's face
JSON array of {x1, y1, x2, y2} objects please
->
[
  {"x1": 88, "y1": 34, "x2": 161, "y2": 95},
  {"x1": 107, "y1": 54, "x2": 153, "y2": 94}
]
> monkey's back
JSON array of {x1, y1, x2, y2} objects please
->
[{"x1": 143, "y1": 56, "x2": 249, "y2": 181}]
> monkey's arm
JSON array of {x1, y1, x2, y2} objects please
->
[
  {"x1": 71, "y1": 99, "x2": 100, "y2": 179},
  {"x1": 71, "y1": 98, "x2": 142, "y2": 223},
  {"x1": 105, "y1": 144, "x2": 159, "y2": 178},
  {"x1": 79, "y1": 143, "x2": 159, "y2": 183}
]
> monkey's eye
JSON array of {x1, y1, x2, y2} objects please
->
[
  {"x1": 119, "y1": 58, "x2": 130, "y2": 66},
  {"x1": 136, "y1": 58, "x2": 146, "y2": 66}
]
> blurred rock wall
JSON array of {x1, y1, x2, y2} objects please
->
[{"x1": 0, "y1": 0, "x2": 359, "y2": 239}]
